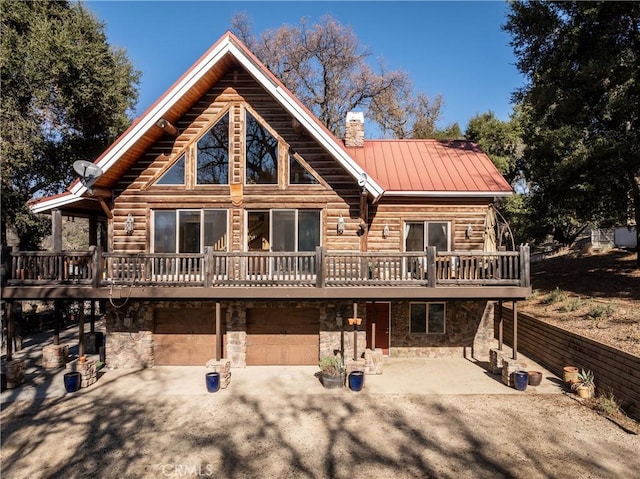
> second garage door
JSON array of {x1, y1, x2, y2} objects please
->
[{"x1": 246, "y1": 308, "x2": 319, "y2": 365}]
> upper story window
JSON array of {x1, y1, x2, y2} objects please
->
[
  {"x1": 197, "y1": 112, "x2": 229, "y2": 185},
  {"x1": 247, "y1": 209, "x2": 321, "y2": 252},
  {"x1": 405, "y1": 221, "x2": 450, "y2": 253},
  {"x1": 246, "y1": 110, "x2": 278, "y2": 184},
  {"x1": 156, "y1": 154, "x2": 186, "y2": 185},
  {"x1": 153, "y1": 209, "x2": 228, "y2": 253},
  {"x1": 289, "y1": 154, "x2": 319, "y2": 185}
]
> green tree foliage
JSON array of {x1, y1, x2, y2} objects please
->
[
  {"x1": 464, "y1": 109, "x2": 533, "y2": 245},
  {"x1": 232, "y1": 13, "x2": 443, "y2": 139},
  {"x1": 465, "y1": 110, "x2": 524, "y2": 184},
  {"x1": 504, "y1": 1, "x2": 640, "y2": 259},
  {"x1": 0, "y1": 0, "x2": 139, "y2": 247}
]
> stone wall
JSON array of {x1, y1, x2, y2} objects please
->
[
  {"x1": 104, "y1": 299, "x2": 494, "y2": 369},
  {"x1": 389, "y1": 300, "x2": 494, "y2": 359}
]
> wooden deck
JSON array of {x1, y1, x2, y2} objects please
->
[{"x1": 2, "y1": 246, "x2": 531, "y2": 301}]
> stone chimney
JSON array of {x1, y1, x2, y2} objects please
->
[{"x1": 344, "y1": 111, "x2": 364, "y2": 147}]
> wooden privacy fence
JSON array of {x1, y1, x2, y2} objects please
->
[{"x1": 497, "y1": 307, "x2": 640, "y2": 421}]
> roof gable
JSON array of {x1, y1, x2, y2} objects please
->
[{"x1": 70, "y1": 31, "x2": 382, "y2": 199}]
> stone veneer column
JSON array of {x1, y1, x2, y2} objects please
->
[
  {"x1": 104, "y1": 302, "x2": 154, "y2": 368},
  {"x1": 225, "y1": 304, "x2": 246, "y2": 367}
]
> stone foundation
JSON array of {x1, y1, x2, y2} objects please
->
[
  {"x1": 489, "y1": 348, "x2": 506, "y2": 375},
  {"x1": 2, "y1": 359, "x2": 25, "y2": 388},
  {"x1": 206, "y1": 359, "x2": 231, "y2": 389},
  {"x1": 42, "y1": 344, "x2": 69, "y2": 369},
  {"x1": 364, "y1": 348, "x2": 383, "y2": 375},
  {"x1": 502, "y1": 358, "x2": 527, "y2": 387},
  {"x1": 66, "y1": 358, "x2": 97, "y2": 388}
]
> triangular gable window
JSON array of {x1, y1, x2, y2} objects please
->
[
  {"x1": 156, "y1": 154, "x2": 185, "y2": 185},
  {"x1": 197, "y1": 112, "x2": 229, "y2": 184},
  {"x1": 289, "y1": 154, "x2": 319, "y2": 185},
  {"x1": 246, "y1": 110, "x2": 278, "y2": 184}
]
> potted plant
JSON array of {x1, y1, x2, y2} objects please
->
[
  {"x1": 571, "y1": 369, "x2": 595, "y2": 399},
  {"x1": 319, "y1": 355, "x2": 344, "y2": 389}
]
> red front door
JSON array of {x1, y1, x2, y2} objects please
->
[{"x1": 366, "y1": 302, "x2": 390, "y2": 354}]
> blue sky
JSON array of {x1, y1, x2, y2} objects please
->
[{"x1": 86, "y1": 1, "x2": 523, "y2": 134}]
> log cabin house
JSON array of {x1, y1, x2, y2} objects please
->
[{"x1": 2, "y1": 32, "x2": 530, "y2": 369}]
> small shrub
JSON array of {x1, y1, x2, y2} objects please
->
[
  {"x1": 559, "y1": 298, "x2": 587, "y2": 312},
  {"x1": 594, "y1": 391, "x2": 622, "y2": 416},
  {"x1": 318, "y1": 355, "x2": 342, "y2": 375},
  {"x1": 542, "y1": 287, "x2": 567, "y2": 305},
  {"x1": 586, "y1": 303, "x2": 617, "y2": 319}
]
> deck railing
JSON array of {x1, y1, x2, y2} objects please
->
[{"x1": 4, "y1": 245, "x2": 530, "y2": 288}]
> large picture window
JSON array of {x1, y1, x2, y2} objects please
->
[
  {"x1": 197, "y1": 112, "x2": 229, "y2": 184},
  {"x1": 153, "y1": 209, "x2": 228, "y2": 253},
  {"x1": 246, "y1": 111, "x2": 278, "y2": 184},
  {"x1": 410, "y1": 303, "x2": 446, "y2": 334},
  {"x1": 247, "y1": 209, "x2": 321, "y2": 252}
]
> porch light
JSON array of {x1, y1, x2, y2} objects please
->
[
  {"x1": 337, "y1": 215, "x2": 345, "y2": 235},
  {"x1": 382, "y1": 224, "x2": 389, "y2": 239},
  {"x1": 466, "y1": 224, "x2": 473, "y2": 238},
  {"x1": 124, "y1": 213, "x2": 135, "y2": 235}
]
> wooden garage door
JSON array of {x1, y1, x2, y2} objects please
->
[
  {"x1": 246, "y1": 308, "x2": 319, "y2": 365},
  {"x1": 154, "y1": 308, "x2": 223, "y2": 366}
]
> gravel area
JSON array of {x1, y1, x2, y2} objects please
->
[{"x1": 2, "y1": 381, "x2": 639, "y2": 478}]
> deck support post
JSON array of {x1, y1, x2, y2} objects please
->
[
  {"x1": 498, "y1": 300, "x2": 503, "y2": 351},
  {"x1": 352, "y1": 302, "x2": 358, "y2": 361},
  {"x1": 215, "y1": 302, "x2": 222, "y2": 361},
  {"x1": 371, "y1": 302, "x2": 376, "y2": 351},
  {"x1": 78, "y1": 300, "x2": 85, "y2": 358},
  {"x1": 512, "y1": 300, "x2": 518, "y2": 360},
  {"x1": 53, "y1": 300, "x2": 62, "y2": 346},
  {"x1": 5, "y1": 301, "x2": 14, "y2": 361}
]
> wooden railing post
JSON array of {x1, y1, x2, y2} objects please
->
[
  {"x1": 426, "y1": 247, "x2": 437, "y2": 287},
  {"x1": 520, "y1": 244, "x2": 531, "y2": 287},
  {"x1": 92, "y1": 246, "x2": 102, "y2": 288},
  {"x1": 204, "y1": 246, "x2": 214, "y2": 288},
  {"x1": 316, "y1": 246, "x2": 325, "y2": 288}
]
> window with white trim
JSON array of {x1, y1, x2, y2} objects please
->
[
  {"x1": 152, "y1": 209, "x2": 228, "y2": 253},
  {"x1": 410, "y1": 302, "x2": 446, "y2": 334}
]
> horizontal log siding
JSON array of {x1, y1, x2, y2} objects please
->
[
  {"x1": 497, "y1": 307, "x2": 640, "y2": 420},
  {"x1": 368, "y1": 198, "x2": 491, "y2": 253}
]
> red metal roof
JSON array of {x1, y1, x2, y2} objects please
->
[{"x1": 344, "y1": 139, "x2": 512, "y2": 196}]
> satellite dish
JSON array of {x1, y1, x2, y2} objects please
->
[
  {"x1": 73, "y1": 160, "x2": 104, "y2": 191},
  {"x1": 357, "y1": 172, "x2": 368, "y2": 187}
]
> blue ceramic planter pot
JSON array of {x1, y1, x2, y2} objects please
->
[
  {"x1": 514, "y1": 371, "x2": 528, "y2": 391},
  {"x1": 64, "y1": 372, "x2": 81, "y2": 393},
  {"x1": 206, "y1": 372, "x2": 220, "y2": 393},
  {"x1": 349, "y1": 371, "x2": 364, "y2": 391}
]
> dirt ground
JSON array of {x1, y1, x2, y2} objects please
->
[
  {"x1": 2, "y1": 387, "x2": 640, "y2": 479},
  {"x1": 519, "y1": 248, "x2": 640, "y2": 357}
]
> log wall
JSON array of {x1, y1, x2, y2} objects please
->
[{"x1": 497, "y1": 306, "x2": 640, "y2": 420}]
